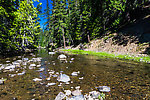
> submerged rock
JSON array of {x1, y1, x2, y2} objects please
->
[
  {"x1": 72, "y1": 89, "x2": 82, "y2": 96},
  {"x1": 17, "y1": 71, "x2": 26, "y2": 76},
  {"x1": 71, "y1": 71, "x2": 80, "y2": 76},
  {"x1": 55, "y1": 92, "x2": 66, "y2": 100},
  {"x1": 67, "y1": 95, "x2": 84, "y2": 100},
  {"x1": 89, "y1": 91, "x2": 100, "y2": 99},
  {"x1": 48, "y1": 52, "x2": 55, "y2": 55},
  {"x1": 64, "y1": 90, "x2": 72, "y2": 96},
  {"x1": 57, "y1": 74, "x2": 70, "y2": 83},
  {"x1": 58, "y1": 54, "x2": 67, "y2": 60},
  {"x1": 5, "y1": 65, "x2": 15, "y2": 70},
  {"x1": 37, "y1": 68, "x2": 44, "y2": 72},
  {"x1": 0, "y1": 78, "x2": 7, "y2": 85},
  {"x1": 46, "y1": 83, "x2": 56, "y2": 86},
  {"x1": 96, "y1": 86, "x2": 110, "y2": 92},
  {"x1": 33, "y1": 78, "x2": 42, "y2": 82}
]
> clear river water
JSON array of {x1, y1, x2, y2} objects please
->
[{"x1": 0, "y1": 49, "x2": 149, "y2": 100}]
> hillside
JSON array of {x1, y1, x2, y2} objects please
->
[{"x1": 74, "y1": 15, "x2": 150, "y2": 57}]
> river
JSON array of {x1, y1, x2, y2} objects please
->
[{"x1": 0, "y1": 49, "x2": 149, "y2": 100}]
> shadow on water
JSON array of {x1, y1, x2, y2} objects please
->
[{"x1": 0, "y1": 49, "x2": 149, "y2": 100}]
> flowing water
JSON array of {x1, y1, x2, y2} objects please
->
[{"x1": 0, "y1": 49, "x2": 149, "y2": 100}]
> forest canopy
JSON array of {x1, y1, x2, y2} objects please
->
[{"x1": 0, "y1": 0, "x2": 150, "y2": 54}]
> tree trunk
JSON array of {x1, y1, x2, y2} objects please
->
[{"x1": 62, "y1": 28, "x2": 66, "y2": 49}]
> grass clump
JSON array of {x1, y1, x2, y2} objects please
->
[{"x1": 62, "y1": 49, "x2": 150, "y2": 63}]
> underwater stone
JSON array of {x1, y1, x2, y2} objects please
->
[
  {"x1": 96, "y1": 86, "x2": 110, "y2": 92},
  {"x1": 72, "y1": 89, "x2": 82, "y2": 96},
  {"x1": 55, "y1": 92, "x2": 66, "y2": 100},
  {"x1": 57, "y1": 74, "x2": 70, "y2": 83},
  {"x1": 33, "y1": 78, "x2": 42, "y2": 82}
]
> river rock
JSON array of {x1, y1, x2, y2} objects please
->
[
  {"x1": 17, "y1": 71, "x2": 26, "y2": 76},
  {"x1": 71, "y1": 71, "x2": 80, "y2": 76},
  {"x1": 0, "y1": 78, "x2": 7, "y2": 85},
  {"x1": 58, "y1": 54, "x2": 67, "y2": 60},
  {"x1": 48, "y1": 52, "x2": 55, "y2": 55},
  {"x1": 57, "y1": 74, "x2": 70, "y2": 83},
  {"x1": 37, "y1": 68, "x2": 44, "y2": 72},
  {"x1": 5, "y1": 65, "x2": 15, "y2": 70},
  {"x1": 33, "y1": 78, "x2": 42, "y2": 82},
  {"x1": 46, "y1": 83, "x2": 56, "y2": 86},
  {"x1": 55, "y1": 92, "x2": 66, "y2": 100},
  {"x1": 96, "y1": 86, "x2": 110, "y2": 92},
  {"x1": 67, "y1": 95, "x2": 84, "y2": 100},
  {"x1": 64, "y1": 90, "x2": 71, "y2": 96},
  {"x1": 72, "y1": 89, "x2": 82, "y2": 96},
  {"x1": 22, "y1": 58, "x2": 29, "y2": 61},
  {"x1": 89, "y1": 91, "x2": 100, "y2": 98}
]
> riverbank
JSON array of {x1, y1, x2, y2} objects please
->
[{"x1": 61, "y1": 49, "x2": 150, "y2": 63}]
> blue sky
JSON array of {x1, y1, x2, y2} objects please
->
[{"x1": 33, "y1": 0, "x2": 52, "y2": 29}]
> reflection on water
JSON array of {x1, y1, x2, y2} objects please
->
[{"x1": 0, "y1": 49, "x2": 149, "y2": 100}]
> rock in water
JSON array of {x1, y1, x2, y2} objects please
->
[
  {"x1": 58, "y1": 54, "x2": 67, "y2": 59},
  {"x1": 5, "y1": 65, "x2": 15, "y2": 70},
  {"x1": 48, "y1": 52, "x2": 55, "y2": 55},
  {"x1": 57, "y1": 74, "x2": 70, "y2": 83},
  {"x1": 0, "y1": 78, "x2": 7, "y2": 85},
  {"x1": 33, "y1": 78, "x2": 42, "y2": 82},
  {"x1": 72, "y1": 90, "x2": 82, "y2": 96},
  {"x1": 55, "y1": 92, "x2": 66, "y2": 100},
  {"x1": 64, "y1": 90, "x2": 72, "y2": 96},
  {"x1": 89, "y1": 91, "x2": 100, "y2": 98},
  {"x1": 97, "y1": 86, "x2": 110, "y2": 92},
  {"x1": 67, "y1": 95, "x2": 84, "y2": 100}
]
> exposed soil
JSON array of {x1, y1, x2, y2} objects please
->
[{"x1": 73, "y1": 16, "x2": 150, "y2": 57}]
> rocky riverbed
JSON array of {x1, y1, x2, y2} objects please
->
[{"x1": 0, "y1": 50, "x2": 149, "y2": 99}]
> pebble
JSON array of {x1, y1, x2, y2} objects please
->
[
  {"x1": 17, "y1": 71, "x2": 26, "y2": 75},
  {"x1": 33, "y1": 78, "x2": 42, "y2": 82},
  {"x1": 96, "y1": 86, "x2": 110, "y2": 92},
  {"x1": 0, "y1": 78, "x2": 7, "y2": 85},
  {"x1": 46, "y1": 83, "x2": 56, "y2": 86},
  {"x1": 29, "y1": 64, "x2": 36, "y2": 67},
  {"x1": 48, "y1": 52, "x2": 55, "y2": 55}
]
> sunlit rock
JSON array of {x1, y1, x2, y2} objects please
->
[{"x1": 57, "y1": 74, "x2": 70, "y2": 83}]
